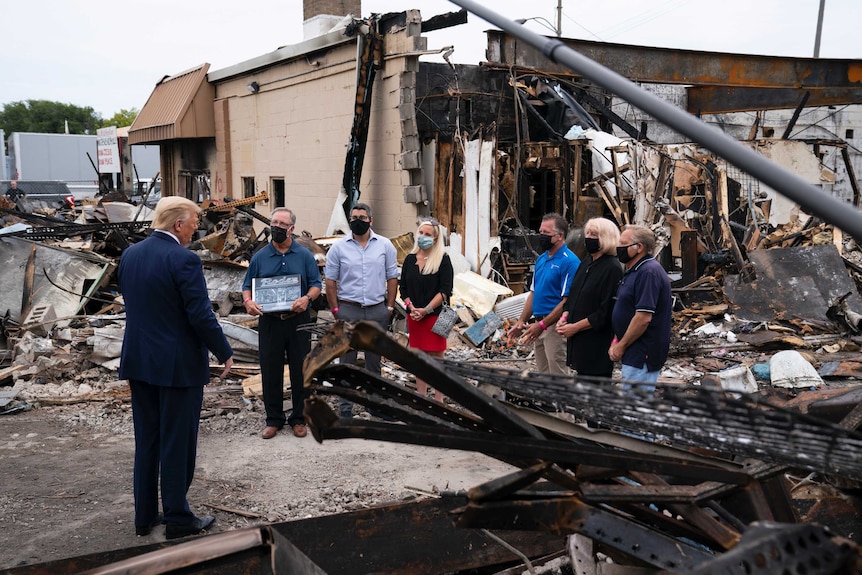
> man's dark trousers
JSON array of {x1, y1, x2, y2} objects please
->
[
  {"x1": 130, "y1": 380, "x2": 203, "y2": 527},
  {"x1": 258, "y1": 311, "x2": 312, "y2": 428}
]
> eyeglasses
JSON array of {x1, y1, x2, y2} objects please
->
[
  {"x1": 419, "y1": 217, "x2": 440, "y2": 226},
  {"x1": 619, "y1": 243, "x2": 639, "y2": 250},
  {"x1": 349, "y1": 215, "x2": 371, "y2": 223},
  {"x1": 271, "y1": 223, "x2": 293, "y2": 230}
]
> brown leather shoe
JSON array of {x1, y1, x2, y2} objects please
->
[
  {"x1": 261, "y1": 426, "x2": 279, "y2": 439},
  {"x1": 291, "y1": 424, "x2": 308, "y2": 438}
]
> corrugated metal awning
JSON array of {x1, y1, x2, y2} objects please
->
[{"x1": 128, "y1": 63, "x2": 215, "y2": 144}]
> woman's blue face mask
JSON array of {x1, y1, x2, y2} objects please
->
[{"x1": 417, "y1": 235, "x2": 435, "y2": 250}]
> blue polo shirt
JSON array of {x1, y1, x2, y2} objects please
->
[
  {"x1": 531, "y1": 245, "x2": 580, "y2": 316},
  {"x1": 611, "y1": 255, "x2": 672, "y2": 372},
  {"x1": 242, "y1": 240, "x2": 322, "y2": 294}
]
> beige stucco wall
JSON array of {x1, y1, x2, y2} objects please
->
[{"x1": 211, "y1": 12, "x2": 426, "y2": 239}]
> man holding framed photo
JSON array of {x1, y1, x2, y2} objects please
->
[{"x1": 242, "y1": 208, "x2": 322, "y2": 439}]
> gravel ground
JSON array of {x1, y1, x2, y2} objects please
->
[{"x1": 0, "y1": 377, "x2": 517, "y2": 570}]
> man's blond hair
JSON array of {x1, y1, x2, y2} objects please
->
[{"x1": 152, "y1": 197, "x2": 199, "y2": 231}]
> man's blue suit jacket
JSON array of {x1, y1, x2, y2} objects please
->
[{"x1": 119, "y1": 232, "x2": 232, "y2": 387}]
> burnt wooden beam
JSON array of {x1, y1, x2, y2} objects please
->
[{"x1": 421, "y1": 8, "x2": 468, "y2": 32}]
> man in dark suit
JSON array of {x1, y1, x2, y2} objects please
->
[{"x1": 119, "y1": 196, "x2": 234, "y2": 540}]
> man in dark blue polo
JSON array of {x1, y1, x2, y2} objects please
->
[
  {"x1": 609, "y1": 224, "x2": 672, "y2": 388},
  {"x1": 242, "y1": 207, "x2": 322, "y2": 439}
]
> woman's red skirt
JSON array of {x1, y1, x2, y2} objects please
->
[{"x1": 407, "y1": 314, "x2": 448, "y2": 352}]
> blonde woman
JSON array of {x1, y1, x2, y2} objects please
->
[
  {"x1": 556, "y1": 217, "x2": 623, "y2": 378},
  {"x1": 399, "y1": 219, "x2": 454, "y2": 401}
]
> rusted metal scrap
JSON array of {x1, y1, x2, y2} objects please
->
[
  {"x1": 4, "y1": 496, "x2": 563, "y2": 575},
  {"x1": 301, "y1": 320, "x2": 862, "y2": 573}
]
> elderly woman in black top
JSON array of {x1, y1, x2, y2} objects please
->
[
  {"x1": 399, "y1": 219, "x2": 454, "y2": 401},
  {"x1": 556, "y1": 217, "x2": 623, "y2": 378}
]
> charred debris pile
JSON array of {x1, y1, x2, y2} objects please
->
[{"x1": 2, "y1": 154, "x2": 862, "y2": 572}]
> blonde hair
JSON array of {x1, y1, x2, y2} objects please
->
[
  {"x1": 152, "y1": 196, "x2": 199, "y2": 232},
  {"x1": 585, "y1": 217, "x2": 620, "y2": 257},
  {"x1": 412, "y1": 220, "x2": 445, "y2": 275}
]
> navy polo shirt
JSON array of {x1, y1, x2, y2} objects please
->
[
  {"x1": 611, "y1": 255, "x2": 672, "y2": 372},
  {"x1": 242, "y1": 240, "x2": 322, "y2": 294}
]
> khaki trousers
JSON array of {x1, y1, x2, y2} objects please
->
[{"x1": 534, "y1": 320, "x2": 569, "y2": 375}]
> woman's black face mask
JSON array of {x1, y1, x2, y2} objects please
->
[{"x1": 584, "y1": 237, "x2": 601, "y2": 254}]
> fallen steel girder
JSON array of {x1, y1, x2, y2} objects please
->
[
  {"x1": 303, "y1": 320, "x2": 544, "y2": 439},
  {"x1": 440, "y1": 359, "x2": 862, "y2": 482},
  {"x1": 454, "y1": 497, "x2": 715, "y2": 572},
  {"x1": 4, "y1": 496, "x2": 564, "y2": 575},
  {"x1": 688, "y1": 522, "x2": 858, "y2": 575},
  {"x1": 303, "y1": 396, "x2": 749, "y2": 486},
  {"x1": 299, "y1": 320, "x2": 861, "y2": 571}
]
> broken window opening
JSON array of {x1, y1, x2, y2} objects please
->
[
  {"x1": 272, "y1": 178, "x2": 285, "y2": 207},
  {"x1": 178, "y1": 171, "x2": 211, "y2": 204},
  {"x1": 242, "y1": 177, "x2": 255, "y2": 199}
]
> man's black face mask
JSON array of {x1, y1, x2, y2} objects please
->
[
  {"x1": 270, "y1": 226, "x2": 289, "y2": 243},
  {"x1": 349, "y1": 219, "x2": 371, "y2": 236},
  {"x1": 537, "y1": 234, "x2": 555, "y2": 253}
]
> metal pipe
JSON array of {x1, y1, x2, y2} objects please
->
[{"x1": 448, "y1": 0, "x2": 862, "y2": 241}]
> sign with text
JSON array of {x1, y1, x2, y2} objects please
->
[
  {"x1": 252, "y1": 274, "x2": 302, "y2": 313},
  {"x1": 96, "y1": 126, "x2": 120, "y2": 174}
]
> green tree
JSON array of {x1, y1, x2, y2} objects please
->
[
  {"x1": 102, "y1": 108, "x2": 139, "y2": 129},
  {"x1": 0, "y1": 100, "x2": 102, "y2": 135}
]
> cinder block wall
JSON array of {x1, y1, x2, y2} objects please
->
[{"x1": 211, "y1": 32, "x2": 425, "y2": 237}]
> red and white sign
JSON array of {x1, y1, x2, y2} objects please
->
[{"x1": 96, "y1": 126, "x2": 121, "y2": 174}]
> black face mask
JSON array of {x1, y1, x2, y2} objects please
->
[
  {"x1": 349, "y1": 219, "x2": 371, "y2": 236},
  {"x1": 537, "y1": 234, "x2": 555, "y2": 253},
  {"x1": 584, "y1": 237, "x2": 601, "y2": 254},
  {"x1": 617, "y1": 244, "x2": 636, "y2": 264},
  {"x1": 270, "y1": 226, "x2": 289, "y2": 244}
]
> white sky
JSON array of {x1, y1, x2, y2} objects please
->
[{"x1": 2, "y1": 0, "x2": 860, "y2": 119}]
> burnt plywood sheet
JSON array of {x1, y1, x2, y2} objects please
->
[
  {"x1": 0, "y1": 237, "x2": 115, "y2": 323},
  {"x1": 725, "y1": 245, "x2": 862, "y2": 323}
]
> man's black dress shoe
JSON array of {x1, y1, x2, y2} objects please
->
[
  {"x1": 165, "y1": 515, "x2": 216, "y2": 540},
  {"x1": 135, "y1": 512, "x2": 164, "y2": 536}
]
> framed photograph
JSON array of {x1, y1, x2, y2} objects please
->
[{"x1": 252, "y1": 274, "x2": 302, "y2": 313}]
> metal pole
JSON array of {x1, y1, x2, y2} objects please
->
[
  {"x1": 813, "y1": 0, "x2": 826, "y2": 58},
  {"x1": 448, "y1": 0, "x2": 862, "y2": 241},
  {"x1": 556, "y1": 0, "x2": 562, "y2": 37}
]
